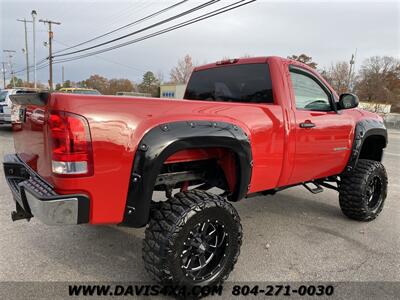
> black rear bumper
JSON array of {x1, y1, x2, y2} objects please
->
[{"x1": 3, "y1": 154, "x2": 90, "y2": 225}]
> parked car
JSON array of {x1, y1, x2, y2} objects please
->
[
  {"x1": 59, "y1": 88, "x2": 101, "y2": 95},
  {"x1": 3, "y1": 56, "x2": 388, "y2": 291},
  {"x1": 0, "y1": 88, "x2": 39, "y2": 125}
]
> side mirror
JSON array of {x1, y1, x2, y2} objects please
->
[{"x1": 338, "y1": 93, "x2": 359, "y2": 109}]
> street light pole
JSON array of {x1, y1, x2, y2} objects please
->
[
  {"x1": 31, "y1": 10, "x2": 37, "y2": 89},
  {"x1": 347, "y1": 48, "x2": 357, "y2": 92},
  {"x1": 1, "y1": 62, "x2": 6, "y2": 89},
  {"x1": 17, "y1": 18, "x2": 32, "y2": 84},
  {"x1": 3, "y1": 50, "x2": 16, "y2": 88}
]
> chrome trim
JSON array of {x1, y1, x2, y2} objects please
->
[{"x1": 25, "y1": 190, "x2": 79, "y2": 225}]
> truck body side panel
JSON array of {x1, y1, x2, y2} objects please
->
[
  {"x1": 9, "y1": 57, "x2": 385, "y2": 225},
  {"x1": 12, "y1": 92, "x2": 285, "y2": 224}
]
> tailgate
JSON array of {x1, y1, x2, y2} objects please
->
[{"x1": 10, "y1": 92, "x2": 52, "y2": 182}]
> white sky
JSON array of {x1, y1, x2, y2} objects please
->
[{"x1": 1, "y1": 0, "x2": 399, "y2": 85}]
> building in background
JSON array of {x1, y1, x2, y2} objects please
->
[{"x1": 160, "y1": 83, "x2": 186, "y2": 99}]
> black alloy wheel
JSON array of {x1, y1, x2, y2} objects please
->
[
  {"x1": 339, "y1": 159, "x2": 388, "y2": 221},
  {"x1": 143, "y1": 190, "x2": 242, "y2": 287}
]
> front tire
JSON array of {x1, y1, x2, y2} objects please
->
[
  {"x1": 143, "y1": 190, "x2": 242, "y2": 287},
  {"x1": 339, "y1": 159, "x2": 388, "y2": 221}
]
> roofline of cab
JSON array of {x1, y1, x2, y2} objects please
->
[{"x1": 193, "y1": 56, "x2": 316, "y2": 73}]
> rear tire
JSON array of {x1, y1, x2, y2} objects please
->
[
  {"x1": 339, "y1": 159, "x2": 388, "y2": 221},
  {"x1": 143, "y1": 190, "x2": 242, "y2": 287}
]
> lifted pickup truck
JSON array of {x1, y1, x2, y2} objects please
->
[{"x1": 3, "y1": 56, "x2": 388, "y2": 287}]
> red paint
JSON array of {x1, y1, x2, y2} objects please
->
[{"x1": 11, "y1": 56, "x2": 384, "y2": 224}]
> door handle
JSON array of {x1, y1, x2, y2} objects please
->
[{"x1": 299, "y1": 121, "x2": 316, "y2": 128}]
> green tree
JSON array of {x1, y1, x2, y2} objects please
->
[
  {"x1": 287, "y1": 54, "x2": 318, "y2": 69},
  {"x1": 55, "y1": 83, "x2": 62, "y2": 90},
  {"x1": 138, "y1": 71, "x2": 159, "y2": 96},
  {"x1": 62, "y1": 80, "x2": 72, "y2": 88}
]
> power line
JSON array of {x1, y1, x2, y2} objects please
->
[
  {"x1": 53, "y1": 0, "x2": 255, "y2": 65},
  {"x1": 13, "y1": 58, "x2": 48, "y2": 75},
  {"x1": 53, "y1": 0, "x2": 188, "y2": 55},
  {"x1": 88, "y1": 1, "x2": 157, "y2": 37},
  {"x1": 53, "y1": 39, "x2": 146, "y2": 73},
  {"x1": 90, "y1": 0, "x2": 152, "y2": 34},
  {"x1": 13, "y1": 62, "x2": 49, "y2": 76},
  {"x1": 53, "y1": 0, "x2": 220, "y2": 58}
]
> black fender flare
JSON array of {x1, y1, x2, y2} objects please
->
[
  {"x1": 345, "y1": 119, "x2": 387, "y2": 173},
  {"x1": 121, "y1": 120, "x2": 252, "y2": 227}
]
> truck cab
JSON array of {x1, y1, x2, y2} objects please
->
[{"x1": 2, "y1": 56, "x2": 388, "y2": 290}]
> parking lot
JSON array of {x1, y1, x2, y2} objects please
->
[{"x1": 0, "y1": 125, "x2": 399, "y2": 296}]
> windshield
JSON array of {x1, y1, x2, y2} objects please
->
[
  {"x1": 184, "y1": 63, "x2": 273, "y2": 103},
  {"x1": 0, "y1": 90, "x2": 8, "y2": 102},
  {"x1": 15, "y1": 90, "x2": 38, "y2": 94},
  {"x1": 73, "y1": 89, "x2": 101, "y2": 95}
]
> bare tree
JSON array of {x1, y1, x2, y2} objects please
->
[
  {"x1": 108, "y1": 78, "x2": 135, "y2": 95},
  {"x1": 157, "y1": 70, "x2": 165, "y2": 85},
  {"x1": 287, "y1": 54, "x2": 318, "y2": 69},
  {"x1": 320, "y1": 61, "x2": 352, "y2": 95},
  {"x1": 84, "y1": 74, "x2": 109, "y2": 94},
  {"x1": 355, "y1": 56, "x2": 400, "y2": 104},
  {"x1": 170, "y1": 54, "x2": 194, "y2": 84}
]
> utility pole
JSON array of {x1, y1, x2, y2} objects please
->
[
  {"x1": 62, "y1": 65, "x2": 64, "y2": 85},
  {"x1": 39, "y1": 19, "x2": 61, "y2": 91},
  {"x1": 1, "y1": 62, "x2": 6, "y2": 89},
  {"x1": 17, "y1": 18, "x2": 32, "y2": 84},
  {"x1": 3, "y1": 50, "x2": 16, "y2": 88},
  {"x1": 31, "y1": 10, "x2": 37, "y2": 89}
]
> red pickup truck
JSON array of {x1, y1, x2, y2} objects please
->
[{"x1": 3, "y1": 56, "x2": 388, "y2": 288}]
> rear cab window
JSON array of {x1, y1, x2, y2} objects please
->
[{"x1": 184, "y1": 63, "x2": 274, "y2": 104}]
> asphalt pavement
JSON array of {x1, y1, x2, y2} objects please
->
[{"x1": 0, "y1": 125, "x2": 399, "y2": 298}]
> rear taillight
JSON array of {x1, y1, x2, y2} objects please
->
[{"x1": 47, "y1": 110, "x2": 93, "y2": 177}]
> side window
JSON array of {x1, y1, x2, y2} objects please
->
[{"x1": 290, "y1": 71, "x2": 331, "y2": 111}]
